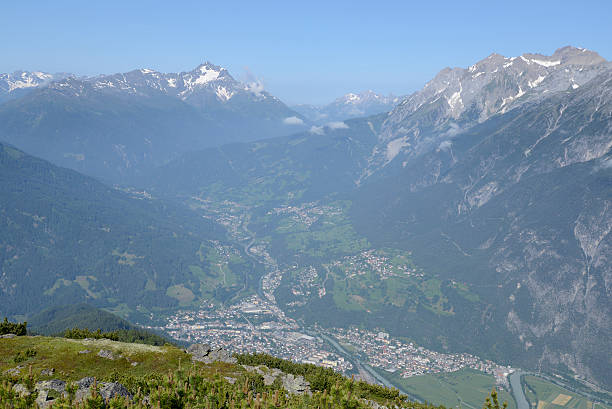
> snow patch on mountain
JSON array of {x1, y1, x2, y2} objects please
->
[
  {"x1": 531, "y1": 58, "x2": 561, "y2": 67},
  {"x1": 528, "y1": 75, "x2": 547, "y2": 88},
  {"x1": 194, "y1": 66, "x2": 220, "y2": 84},
  {"x1": 215, "y1": 86, "x2": 233, "y2": 101}
]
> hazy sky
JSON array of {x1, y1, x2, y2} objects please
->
[{"x1": 2, "y1": 0, "x2": 611, "y2": 104}]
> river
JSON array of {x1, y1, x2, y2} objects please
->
[{"x1": 509, "y1": 371, "x2": 529, "y2": 409}]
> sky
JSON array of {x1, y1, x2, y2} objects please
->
[{"x1": 2, "y1": 0, "x2": 611, "y2": 105}]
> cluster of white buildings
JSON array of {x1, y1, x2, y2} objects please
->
[
  {"x1": 268, "y1": 202, "x2": 342, "y2": 228},
  {"x1": 331, "y1": 249, "x2": 424, "y2": 280},
  {"x1": 329, "y1": 327, "x2": 510, "y2": 379},
  {"x1": 157, "y1": 295, "x2": 352, "y2": 374}
]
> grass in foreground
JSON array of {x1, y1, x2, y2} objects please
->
[{"x1": 0, "y1": 336, "x2": 447, "y2": 409}]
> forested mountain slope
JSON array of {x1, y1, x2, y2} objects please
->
[{"x1": 0, "y1": 142, "x2": 250, "y2": 318}]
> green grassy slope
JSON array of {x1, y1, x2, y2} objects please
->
[{"x1": 0, "y1": 336, "x2": 448, "y2": 409}]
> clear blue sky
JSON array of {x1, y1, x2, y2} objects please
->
[{"x1": 2, "y1": 0, "x2": 611, "y2": 104}]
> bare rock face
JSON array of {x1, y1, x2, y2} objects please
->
[
  {"x1": 369, "y1": 46, "x2": 610, "y2": 172},
  {"x1": 186, "y1": 343, "x2": 237, "y2": 364},
  {"x1": 351, "y1": 66, "x2": 612, "y2": 388}
]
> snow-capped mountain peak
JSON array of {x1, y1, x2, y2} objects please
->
[
  {"x1": 27, "y1": 61, "x2": 269, "y2": 105},
  {"x1": 372, "y1": 45, "x2": 610, "y2": 169},
  {"x1": 336, "y1": 90, "x2": 398, "y2": 106},
  {"x1": 293, "y1": 90, "x2": 402, "y2": 123},
  {"x1": 0, "y1": 70, "x2": 67, "y2": 95}
]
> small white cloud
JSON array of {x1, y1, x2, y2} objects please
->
[
  {"x1": 309, "y1": 125, "x2": 325, "y2": 135},
  {"x1": 283, "y1": 116, "x2": 304, "y2": 125},
  {"x1": 247, "y1": 79, "x2": 265, "y2": 95},
  {"x1": 438, "y1": 140, "x2": 452, "y2": 151},
  {"x1": 442, "y1": 122, "x2": 462, "y2": 138},
  {"x1": 243, "y1": 67, "x2": 265, "y2": 95},
  {"x1": 601, "y1": 157, "x2": 612, "y2": 169},
  {"x1": 327, "y1": 121, "x2": 349, "y2": 130}
]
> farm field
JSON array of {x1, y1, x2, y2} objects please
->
[
  {"x1": 384, "y1": 367, "x2": 517, "y2": 409},
  {"x1": 523, "y1": 376, "x2": 611, "y2": 409}
]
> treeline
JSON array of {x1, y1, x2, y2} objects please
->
[
  {"x1": 0, "y1": 317, "x2": 27, "y2": 336},
  {"x1": 63, "y1": 327, "x2": 171, "y2": 346},
  {"x1": 26, "y1": 304, "x2": 175, "y2": 346},
  {"x1": 235, "y1": 353, "x2": 405, "y2": 402}
]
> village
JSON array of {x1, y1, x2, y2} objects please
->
[
  {"x1": 158, "y1": 198, "x2": 514, "y2": 391},
  {"x1": 159, "y1": 296, "x2": 353, "y2": 374},
  {"x1": 328, "y1": 327, "x2": 512, "y2": 386}
]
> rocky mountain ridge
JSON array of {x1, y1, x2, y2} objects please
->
[
  {"x1": 0, "y1": 62, "x2": 306, "y2": 182},
  {"x1": 367, "y1": 46, "x2": 610, "y2": 176},
  {"x1": 293, "y1": 90, "x2": 400, "y2": 123},
  {"x1": 352, "y1": 67, "x2": 612, "y2": 387},
  {"x1": 0, "y1": 71, "x2": 71, "y2": 104}
]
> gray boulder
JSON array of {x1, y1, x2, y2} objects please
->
[
  {"x1": 12, "y1": 383, "x2": 30, "y2": 397},
  {"x1": 99, "y1": 382, "x2": 132, "y2": 401},
  {"x1": 242, "y1": 365, "x2": 283, "y2": 386},
  {"x1": 76, "y1": 377, "x2": 96, "y2": 389},
  {"x1": 281, "y1": 373, "x2": 310, "y2": 395},
  {"x1": 73, "y1": 377, "x2": 132, "y2": 403},
  {"x1": 186, "y1": 344, "x2": 236, "y2": 364},
  {"x1": 97, "y1": 349, "x2": 115, "y2": 360},
  {"x1": 35, "y1": 390, "x2": 53, "y2": 409},
  {"x1": 35, "y1": 379, "x2": 66, "y2": 394},
  {"x1": 3, "y1": 366, "x2": 22, "y2": 376},
  {"x1": 186, "y1": 343, "x2": 211, "y2": 359},
  {"x1": 74, "y1": 377, "x2": 97, "y2": 402},
  {"x1": 34, "y1": 380, "x2": 67, "y2": 409},
  {"x1": 40, "y1": 368, "x2": 55, "y2": 376}
]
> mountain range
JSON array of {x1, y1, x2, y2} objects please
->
[
  {"x1": 293, "y1": 90, "x2": 400, "y2": 124},
  {"x1": 141, "y1": 46, "x2": 611, "y2": 388},
  {"x1": 0, "y1": 63, "x2": 307, "y2": 182},
  {"x1": 0, "y1": 70, "x2": 71, "y2": 104},
  {"x1": 0, "y1": 46, "x2": 610, "y2": 390}
]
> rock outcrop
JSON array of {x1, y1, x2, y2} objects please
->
[
  {"x1": 242, "y1": 364, "x2": 311, "y2": 395},
  {"x1": 97, "y1": 349, "x2": 116, "y2": 360},
  {"x1": 186, "y1": 343, "x2": 237, "y2": 364},
  {"x1": 281, "y1": 373, "x2": 310, "y2": 395},
  {"x1": 35, "y1": 380, "x2": 67, "y2": 409},
  {"x1": 73, "y1": 377, "x2": 132, "y2": 403}
]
